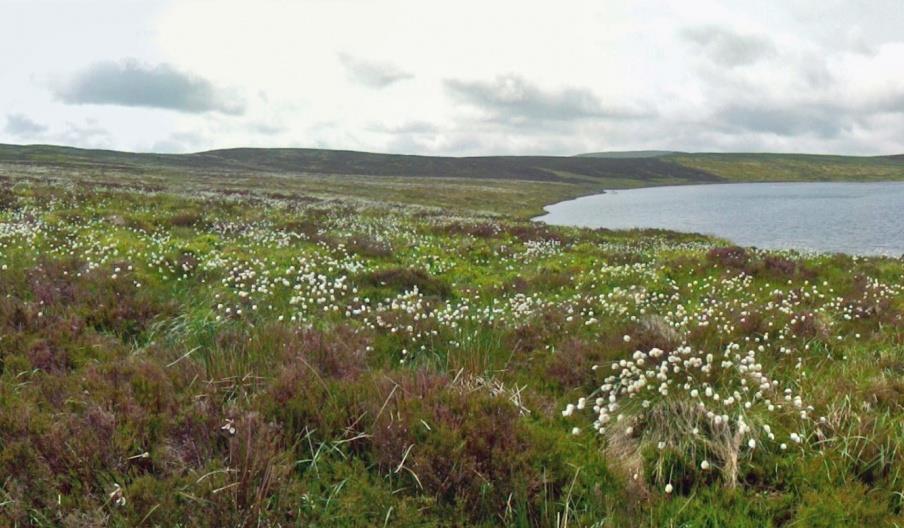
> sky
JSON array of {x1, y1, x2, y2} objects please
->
[{"x1": 1, "y1": 0, "x2": 903, "y2": 156}]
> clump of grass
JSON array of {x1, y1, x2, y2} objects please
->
[
  {"x1": 358, "y1": 267, "x2": 452, "y2": 298},
  {"x1": 345, "y1": 233, "x2": 392, "y2": 258},
  {"x1": 707, "y1": 246, "x2": 751, "y2": 270},
  {"x1": 166, "y1": 210, "x2": 204, "y2": 228},
  {"x1": 434, "y1": 221, "x2": 501, "y2": 239}
]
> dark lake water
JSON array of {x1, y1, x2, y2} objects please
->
[{"x1": 536, "y1": 182, "x2": 904, "y2": 256}]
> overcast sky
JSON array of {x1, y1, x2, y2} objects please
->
[{"x1": 2, "y1": 0, "x2": 903, "y2": 156}]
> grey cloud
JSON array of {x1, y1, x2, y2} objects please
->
[
  {"x1": 445, "y1": 74, "x2": 645, "y2": 123},
  {"x1": 383, "y1": 130, "x2": 497, "y2": 157},
  {"x1": 151, "y1": 131, "x2": 208, "y2": 153},
  {"x1": 55, "y1": 120, "x2": 111, "y2": 148},
  {"x1": 53, "y1": 60, "x2": 244, "y2": 114},
  {"x1": 715, "y1": 103, "x2": 849, "y2": 139},
  {"x1": 843, "y1": 28, "x2": 878, "y2": 56},
  {"x1": 3, "y1": 114, "x2": 111, "y2": 148},
  {"x1": 250, "y1": 122, "x2": 286, "y2": 135},
  {"x1": 5, "y1": 113, "x2": 48, "y2": 136},
  {"x1": 711, "y1": 81, "x2": 904, "y2": 140},
  {"x1": 799, "y1": 61, "x2": 835, "y2": 90},
  {"x1": 682, "y1": 26, "x2": 776, "y2": 67},
  {"x1": 869, "y1": 87, "x2": 904, "y2": 114},
  {"x1": 338, "y1": 53, "x2": 413, "y2": 88},
  {"x1": 369, "y1": 120, "x2": 438, "y2": 135}
]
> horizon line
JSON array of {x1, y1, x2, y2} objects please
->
[{"x1": 1, "y1": 141, "x2": 902, "y2": 159}]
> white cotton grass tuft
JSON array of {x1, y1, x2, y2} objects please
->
[{"x1": 556, "y1": 262, "x2": 879, "y2": 491}]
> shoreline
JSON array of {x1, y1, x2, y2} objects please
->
[{"x1": 533, "y1": 181, "x2": 904, "y2": 258}]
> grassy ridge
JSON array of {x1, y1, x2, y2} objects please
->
[
  {"x1": 0, "y1": 144, "x2": 717, "y2": 184},
  {"x1": 0, "y1": 161, "x2": 590, "y2": 219},
  {"x1": 577, "y1": 150, "x2": 678, "y2": 158},
  {"x1": 3, "y1": 143, "x2": 903, "y2": 193},
  {"x1": 3, "y1": 143, "x2": 904, "y2": 221},
  {"x1": 669, "y1": 153, "x2": 904, "y2": 182}
]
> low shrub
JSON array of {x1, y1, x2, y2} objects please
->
[{"x1": 358, "y1": 267, "x2": 451, "y2": 298}]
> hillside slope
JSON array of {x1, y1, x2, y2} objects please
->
[
  {"x1": 577, "y1": 150, "x2": 679, "y2": 158},
  {"x1": 0, "y1": 144, "x2": 717, "y2": 185},
  {"x1": 1, "y1": 144, "x2": 903, "y2": 218},
  {"x1": 3, "y1": 144, "x2": 902, "y2": 187},
  {"x1": 667, "y1": 152, "x2": 904, "y2": 182},
  {"x1": 200, "y1": 148, "x2": 721, "y2": 183}
]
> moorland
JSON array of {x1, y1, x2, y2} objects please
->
[{"x1": 1, "y1": 144, "x2": 904, "y2": 526}]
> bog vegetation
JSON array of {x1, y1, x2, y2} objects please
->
[{"x1": 1, "y1": 175, "x2": 903, "y2": 527}]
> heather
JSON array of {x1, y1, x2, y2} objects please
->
[{"x1": 1, "y1": 180, "x2": 903, "y2": 527}]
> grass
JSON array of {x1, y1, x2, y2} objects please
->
[
  {"x1": 3, "y1": 144, "x2": 903, "y2": 220},
  {"x1": 669, "y1": 153, "x2": 904, "y2": 183},
  {"x1": 0, "y1": 151, "x2": 903, "y2": 526}
]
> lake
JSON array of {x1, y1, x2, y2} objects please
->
[{"x1": 536, "y1": 182, "x2": 904, "y2": 256}]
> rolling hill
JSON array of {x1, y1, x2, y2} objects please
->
[
  {"x1": 2, "y1": 144, "x2": 903, "y2": 217},
  {"x1": 577, "y1": 150, "x2": 679, "y2": 158},
  {"x1": 0, "y1": 144, "x2": 718, "y2": 185},
  {"x1": 2, "y1": 144, "x2": 901, "y2": 186}
]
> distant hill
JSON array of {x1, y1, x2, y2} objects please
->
[
  {"x1": 197, "y1": 148, "x2": 725, "y2": 184},
  {"x1": 0, "y1": 144, "x2": 718, "y2": 186},
  {"x1": 576, "y1": 150, "x2": 679, "y2": 158},
  {"x1": 664, "y1": 152, "x2": 904, "y2": 183},
  {"x1": 1, "y1": 144, "x2": 903, "y2": 188}
]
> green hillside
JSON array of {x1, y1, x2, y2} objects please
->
[
  {"x1": 3, "y1": 144, "x2": 902, "y2": 186},
  {"x1": 577, "y1": 150, "x2": 679, "y2": 158},
  {"x1": 668, "y1": 152, "x2": 904, "y2": 182},
  {"x1": 1, "y1": 144, "x2": 902, "y2": 218}
]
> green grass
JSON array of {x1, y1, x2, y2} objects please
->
[
  {"x1": 1, "y1": 152, "x2": 903, "y2": 526},
  {"x1": 669, "y1": 153, "x2": 904, "y2": 182},
  {"x1": 4, "y1": 144, "x2": 903, "y2": 221}
]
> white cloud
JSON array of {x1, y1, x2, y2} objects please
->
[{"x1": 0, "y1": 0, "x2": 902, "y2": 155}]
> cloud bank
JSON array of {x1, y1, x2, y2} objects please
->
[
  {"x1": 53, "y1": 60, "x2": 244, "y2": 114},
  {"x1": 5, "y1": 113, "x2": 48, "y2": 136},
  {"x1": 1, "y1": 1, "x2": 902, "y2": 155},
  {"x1": 445, "y1": 75, "x2": 648, "y2": 124},
  {"x1": 338, "y1": 54, "x2": 413, "y2": 89},
  {"x1": 681, "y1": 26, "x2": 776, "y2": 67}
]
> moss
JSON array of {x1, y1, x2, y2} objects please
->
[{"x1": 794, "y1": 484, "x2": 895, "y2": 527}]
